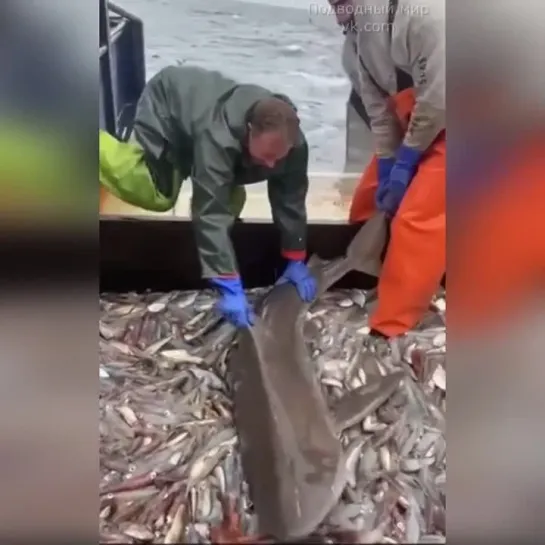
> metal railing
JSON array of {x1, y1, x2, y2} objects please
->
[{"x1": 99, "y1": 0, "x2": 146, "y2": 140}]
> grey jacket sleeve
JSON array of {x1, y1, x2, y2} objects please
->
[
  {"x1": 267, "y1": 141, "x2": 308, "y2": 259},
  {"x1": 343, "y1": 33, "x2": 403, "y2": 158},
  {"x1": 190, "y1": 131, "x2": 239, "y2": 278},
  {"x1": 341, "y1": 33, "x2": 364, "y2": 98},
  {"x1": 403, "y1": 11, "x2": 446, "y2": 151}
]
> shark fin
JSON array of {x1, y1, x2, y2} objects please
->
[
  {"x1": 331, "y1": 371, "x2": 404, "y2": 435},
  {"x1": 346, "y1": 212, "x2": 388, "y2": 277}
]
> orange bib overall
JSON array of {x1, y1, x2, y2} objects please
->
[{"x1": 349, "y1": 88, "x2": 446, "y2": 337}]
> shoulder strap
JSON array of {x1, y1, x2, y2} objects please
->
[{"x1": 388, "y1": 0, "x2": 398, "y2": 40}]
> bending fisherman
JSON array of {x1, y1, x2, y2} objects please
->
[{"x1": 100, "y1": 65, "x2": 317, "y2": 327}]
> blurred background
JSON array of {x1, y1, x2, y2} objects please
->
[{"x1": 447, "y1": 0, "x2": 545, "y2": 541}]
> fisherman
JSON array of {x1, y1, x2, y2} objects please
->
[
  {"x1": 99, "y1": 65, "x2": 317, "y2": 327},
  {"x1": 331, "y1": 0, "x2": 445, "y2": 338}
]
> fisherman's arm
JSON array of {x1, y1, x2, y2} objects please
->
[
  {"x1": 402, "y1": 15, "x2": 445, "y2": 154},
  {"x1": 267, "y1": 141, "x2": 308, "y2": 261},
  {"x1": 342, "y1": 29, "x2": 405, "y2": 201},
  {"x1": 268, "y1": 141, "x2": 317, "y2": 302},
  {"x1": 343, "y1": 33, "x2": 403, "y2": 158},
  {"x1": 191, "y1": 132, "x2": 255, "y2": 327},
  {"x1": 379, "y1": 14, "x2": 445, "y2": 216},
  {"x1": 191, "y1": 133, "x2": 239, "y2": 278}
]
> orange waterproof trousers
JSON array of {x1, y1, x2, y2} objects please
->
[{"x1": 349, "y1": 88, "x2": 446, "y2": 337}]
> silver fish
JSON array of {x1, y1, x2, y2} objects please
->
[
  {"x1": 121, "y1": 523, "x2": 154, "y2": 541},
  {"x1": 186, "y1": 441, "x2": 236, "y2": 490}
]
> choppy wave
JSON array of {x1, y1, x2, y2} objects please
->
[
  {"x1": 280, "y1": 44, "x2": 305, "y2": 55},
  {"x1": 287, "y1": 70, "x2": 348, "y2": 88}
]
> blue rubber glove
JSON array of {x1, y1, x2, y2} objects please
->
[
  {"x1": 375, "y1": 157, "x2": 396, "y2": 211},
  {"x1": 209, "y1": 277, "x2": 255, "y2": 328},
  {"x1": 379, "y1": 145, "x2": 423, "y2": 216},
  {"x1": 276, "y1": 260, "x2": 317, "y2": 302}
]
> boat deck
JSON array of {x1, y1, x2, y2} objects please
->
[{"x1": 99, "y1": 173, "x2": 361, "y2": 222}]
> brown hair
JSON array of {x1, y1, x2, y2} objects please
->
[{"x1": 249, "y1": 97, "x2": 300, "y2": 145}]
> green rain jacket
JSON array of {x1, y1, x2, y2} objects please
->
[{"x1": 132, "y1": 65, "x2": 309, "y2": 278}]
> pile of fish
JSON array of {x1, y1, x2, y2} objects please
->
[{"x1": 99, "y1": 284, "x2": 445, "y2": 543}]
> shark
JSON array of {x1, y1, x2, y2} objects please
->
[{"x1": 229, "y1": 213, "x2": 404, "y2": 539}]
